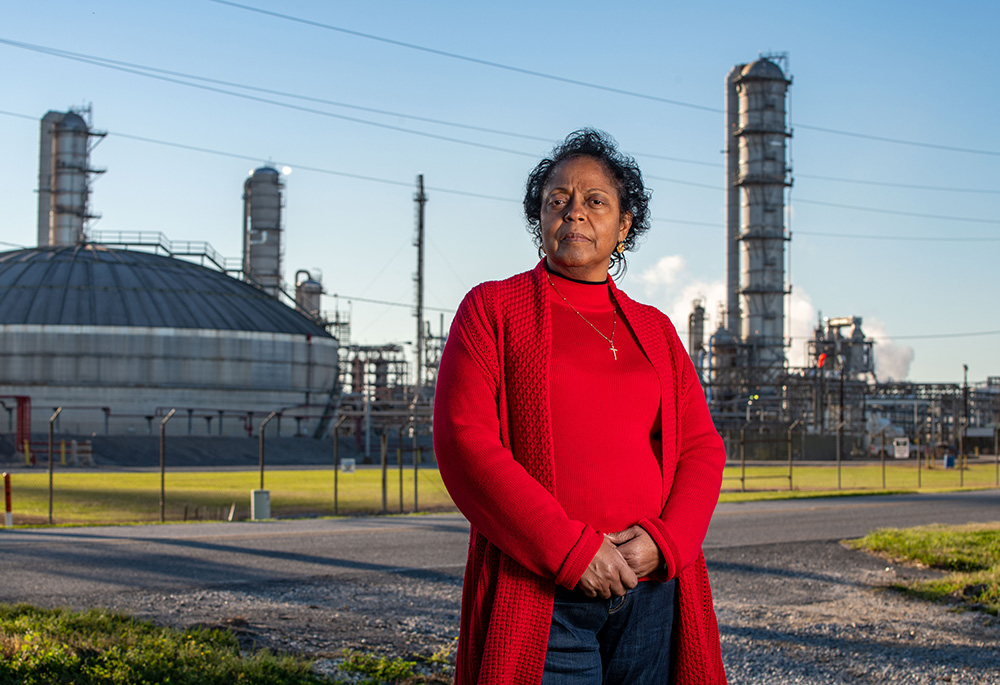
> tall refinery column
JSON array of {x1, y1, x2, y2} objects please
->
[
  {"x1": 735, "y1": 58, "x2": 792, "y2": 375},
  {"x1": 36, "y1": 109, "x2": 104, "y2": 247},
  {"x1": 243, "y1": 166, "x2": 284, "y2": 297}
]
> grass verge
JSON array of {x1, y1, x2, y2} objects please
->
[
  {"x1": 0, "y1": 604, "x2": 326, "y2": 684},
  {"x1": 846, "y1": 522, "x2": 1000, "y2": 616}
]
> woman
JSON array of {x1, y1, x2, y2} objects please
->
[{"x1": 434, "y1": 129, "x2": 726, "y2": 684}]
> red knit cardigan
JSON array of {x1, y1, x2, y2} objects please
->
[{"x1": 434, "y1": 261, "x2": 727, "y2": 684}]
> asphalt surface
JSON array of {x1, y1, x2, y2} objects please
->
[
  {"x1": 1, "y1": 490, "x2": 998, "y2": 607},
  {"x1": 3, "y1": 490, "x2": 999, "y2": 683}
]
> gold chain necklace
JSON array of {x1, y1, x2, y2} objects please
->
[{"x1": 546, "y1": 272, "x2": 619, "y2": 360}]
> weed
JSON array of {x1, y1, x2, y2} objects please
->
[
  {"x1": 847, "y1": 522, "x2": 1000, "y2": 616},
  {"x1": 339, "y1": 650, "x2": 416, "y2": 683}
]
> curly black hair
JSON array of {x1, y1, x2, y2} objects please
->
[{"x1": 523, "y1": 128, "x2": 651, "y2": 275}]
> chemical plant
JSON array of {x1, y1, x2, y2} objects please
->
[
  {"x1": 1, "y1": 57, "x2": 997, "y2": 466},
  {"x1": 689, "y1": 55, "x2": 999, "y2": 459}
]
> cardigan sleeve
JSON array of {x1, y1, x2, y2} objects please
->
[
  {"x1": 433, "y1": 288, "x2": 604, "y2": 588},
  {"x1": 637, "y1": 335, "x2": 726, "y2": 580}
]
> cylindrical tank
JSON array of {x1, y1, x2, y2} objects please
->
[
  {"x1": 37, "y1": 112, "x2": 92, "y2": 247},
  {"x1": 243, "y1": 167, "x2": 283, "y2": 297},
  {"x1": 735, "y1": 58, "x2": 791, "y2": 372},
  {"x1": 295, "y1": 270, "x2": 323, "y2": 323}
]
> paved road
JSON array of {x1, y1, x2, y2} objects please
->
[{"x1": 1, "y1": 489, "x2": 997, "y2": 607}]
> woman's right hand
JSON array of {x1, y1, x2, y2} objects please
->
[{"x1": 575, "y1": 536, "x2": 638, "y2": 599}]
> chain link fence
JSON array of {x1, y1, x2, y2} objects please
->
[
  {"x1": 2, "y1": 411, "x2": 998, "y2": 527},
  {"x1": 0, "y1": 411, "x2": 451, "y2": 526}
]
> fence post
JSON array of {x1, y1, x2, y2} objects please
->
[
  {"x1": 3, "y1": 472, "x2": 11, "y2": 527},
  {"x1": 414, "y1": 447, "x2": 421, "y2": 513},
  {"x1": 48, "y1": 407, "x2": 62, "y2": 525},
  {"x1": 787, "y1": 419, "x2": 801, "y2": 491},
  {"x1": 160, "y1": 408, "x2": 176, "y2": 522},
  {"x1": 258, "y1": 411, "x2": 278, "y2": 491},
  {"x1": 880, "y1": 427, "x2": 887, "y2": 489},
  {"x1": 332, "y1": 416, "x2": 346, "y2": 516},
  {"x1": 739, "y1": 425, "x2": 747, "y2": 492},
  {"x1": 995, "y1": 427, "x2": 999, "y2": 487},
  {"x1": 397, "y1": 426, "x2": 404, "y2": 513},
  {"x1": 835, "y1": 420, "x2": 847, "y2": 490},
  {"x1": 380, "y1": 433, "x2": 388, "y2": 514}
]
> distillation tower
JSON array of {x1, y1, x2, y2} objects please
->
[
  {"x1": 709, "y1": 56, "x2": 792, "y2": 421},
  {"x1": 36, "y1": 108, "x2": 105, "y2": 246},
  {"x1": 243, "y1": 166, "x2": 284, "y2": 297}
]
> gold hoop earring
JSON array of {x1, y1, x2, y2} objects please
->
[{"x1": 615, "y1": 241, "x2": 625, "y2": 255}]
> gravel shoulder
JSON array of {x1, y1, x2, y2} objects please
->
[{"x1": 86, "y1": 540, "x2": 997, "y2": 684}]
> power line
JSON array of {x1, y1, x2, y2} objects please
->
[
  {"x1": 795, "y1": 231, "x2": 1000, "y2": 242},
  {"x1": 0, "y1": 38, "x2": 540, "y2": 160},
  {"x1": 794, "y1": 122, "x2": 1000, "y2": 158},
  {"x1": 7, "y1": 37, "x2": 999, "y2": 196},
  {"x1": 796, "y1": 172, "x2": 999, "y2": 195},
  {"x1": 5, "y1": 109, "x2": 994, "y2": 235},
  {"x1": 208, "y1": 0, "x2": 1000, "y2": 157},
  {"x1": 0, "y1": 37, "x2": 557, "y2": 148},
  {"x1": 326, "y1": 292, "x2": 454, "y2": 314},
  {"x1": 206, "y1": 0, "x2": 723, "y2": 114},
  {"x1": 877, "y1": 330, "x2": 1000, "y2": 341},
  {"x1": 794, "y1": 198, "x2": 1000, "y2": 225}
]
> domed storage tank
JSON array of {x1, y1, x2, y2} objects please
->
[{"x1": 0, "y1": 245, "x2": 338, "y2": 438}]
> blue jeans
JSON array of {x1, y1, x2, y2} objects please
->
[{"x1": 542, "y1": 579, "x2": 677, "y2": 684}]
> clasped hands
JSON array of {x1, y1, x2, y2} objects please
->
[{"x1": 576, "y1": 525, "x2": 663, "y2": 599}]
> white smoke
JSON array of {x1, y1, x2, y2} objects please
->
[{"x1": 865, "y1": 318, "x2": 915, "y2": 381}]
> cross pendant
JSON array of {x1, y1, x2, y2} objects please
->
[{"x1": 610, "y1": 344, "x2": 618, "y2": 360}]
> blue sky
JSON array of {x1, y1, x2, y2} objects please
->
[{"x1": 1, "y1": 0, "x2": 997, "y2": 384}]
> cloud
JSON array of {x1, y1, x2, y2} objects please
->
[
  {"x1": 637, "y1": 255, "x2": 724, "y2": 350},
  {"x1": 637, "y1": 254, "x2": 816, "y2": 364}
]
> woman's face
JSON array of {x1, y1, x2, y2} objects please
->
[{"x1": 540, "y1": 155, "x2": 632, "y2": 282}]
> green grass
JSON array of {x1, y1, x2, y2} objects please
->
[
  {"x1": 5, "y1": 468, "x2": 455, "y2": 525},
  {"x1": 4, "y1": 460, "x2": 998, "y2": 526},
  {"x1": 720, "y1": 461, "x2": 998, "y2": 499},
  {"x1": 846, "y1": 522, "x2": 1000, "y2": 615},
  {"x1": 0, "y1": 604, "x2": 327, "y2": 684}
]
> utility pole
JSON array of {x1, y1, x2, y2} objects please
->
[{"x1": 413, "y1": 175, "x2": 427, "y2": 404}]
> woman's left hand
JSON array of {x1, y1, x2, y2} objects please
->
[{"x1": 606, "y1": 525, "x2": 663, "y2": 578}]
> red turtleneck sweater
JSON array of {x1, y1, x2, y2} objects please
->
[{"x1": 546, "y1": 272, "x2": 664, "y2": 536}]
